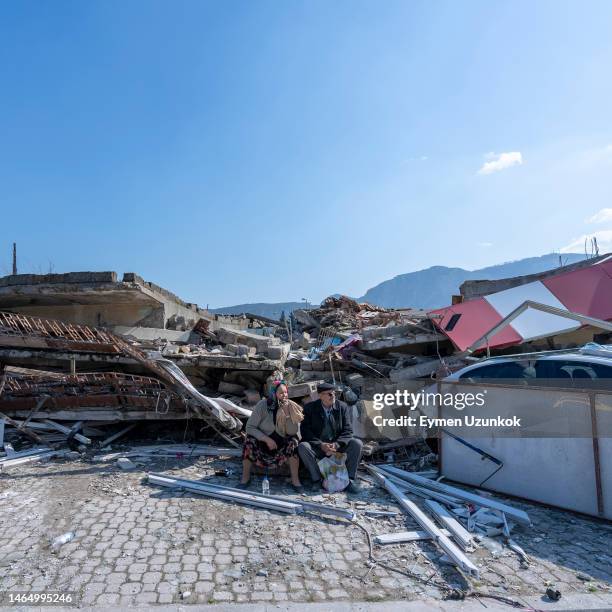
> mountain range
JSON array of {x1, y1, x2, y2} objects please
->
[{"x1": 211, "y1": 253, "x2": 587, "y2": 318}]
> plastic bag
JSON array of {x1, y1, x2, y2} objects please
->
[{"x1": 317, "y1": 452, "x2": 350, "y2": 492}]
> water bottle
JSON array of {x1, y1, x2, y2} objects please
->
[
  {"x1": 51, "y1": 531, "x2": 75, "y2": 550},
  {"x1": 262, "y1": 470, "x2": 270, "y2": 496}
]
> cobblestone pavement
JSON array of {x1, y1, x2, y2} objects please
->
[{"x1": 0, "y1": 455, "x2": 610, "y2": 608}]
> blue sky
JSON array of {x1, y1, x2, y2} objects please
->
[{"x1": 1, "y1": 1, "x2": 612, "y2": 307}]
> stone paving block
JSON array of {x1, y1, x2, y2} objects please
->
[
  {"x1": 212, "y1": 590, "x2": 234, "y2": 601},
  {"x1": 135, "y1": 591, "x2": 158, "y2": 603},
  {"x1": 156, "y1": 581, "x2": 176, "y2": 594},
  {"x1": 179, "y1": 570, "x2": 198, "y2": 583},
  {"x1": 195, "y1": 580, "x2": 214, "y2": 593},
  {"x1": 96, "y1": 593, "x2": 120, "y2": 605},
  {"x1": 158, "y1": 593, "x2": 174, "y2": 603},
  {"x1": 2, "y1": 460, "x2": 611, "y2": 608},
  {"x1": 119, "y1": 582, "x2": 142, "y2": 595},
  {"x1": 106, "y1": 572, "x2": 126, "y2": 584}
]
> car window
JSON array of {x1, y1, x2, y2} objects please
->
[
  {"x1": 561, "y1": 365, "x2": 594, "y2": 379},
  {"x1": 591, "y1": 363, "x2": 612, "y2": 378},
  {"x1": 459, "y1": 362, "x2": 528, "y2": 381},
  {"x1": 535, "y1": 359, "x2": 612, "y2": 389},
  {"x1": 460, "y1": 359, "x2": 612, "y2": 389}
]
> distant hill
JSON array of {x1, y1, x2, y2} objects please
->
[
  {"x1": 358, "y1": 253, "x2": 587, "y2": 309},
  {"x1": 211, "y1": 253, "x2": 588, "y2": 316},
  {"x1": 210, "y1": 301, "x2": 313, "y2": 320}
]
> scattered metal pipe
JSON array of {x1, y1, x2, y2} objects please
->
[
  {"x1": 374, "y1": 528, "x2": 451, "y2": 545},
  {"x1": 366, "y1": 465, "x2": 480, "y2": 578},
  {"x1": 424, "y1": 499, "x2": 476, "y2": 551},
  {"x1": 147, "y1": 474, "x2": 301, "y2": 514},
  {"x1": 148, "y1": 472, "x2": 356, "y2": 520},
  {"x1": 380, "y1": 465, "x2": 531, "y2": 527}
]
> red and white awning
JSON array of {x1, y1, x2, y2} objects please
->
[{"x1": 430, "y1": 256, "x2": 612, "y2": 352}]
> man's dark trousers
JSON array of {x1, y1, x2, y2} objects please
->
[{"x1": 298, "y1": 397, "x2": 363, "y2": 483}]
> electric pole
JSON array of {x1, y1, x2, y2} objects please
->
[{"x1": 12, "y1": 243, "x2": 17, "y2": 275}]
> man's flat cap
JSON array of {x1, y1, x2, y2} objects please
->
[{"x1": 317, "y1": 382, "x2": 337, "y2": 393}]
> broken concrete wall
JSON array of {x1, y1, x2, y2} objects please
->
[
  {"x1": 0, "y1": 271, "x2": 248, "y2": 333},
  {"x1": 216, "y1": 327, "x2": 277, "y2": 350},
  {"x1": 13, "y1": 303, "x2": 162, "y2": 329}
]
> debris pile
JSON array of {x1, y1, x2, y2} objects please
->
[
  {"x1": 348, "y1": 463, "x2": 534, "y2": 590},
  {"x1": 136, "y1": 459, "x2": 533, "y2": 593},
  {"x1": 0, "y1": 310, "x2": 247, "y2": 450},
  {"x1": 3, "y1": 254, "x2": 610, "y2": 468},
  {"x1": 0, "y1": 289, "x2": 463, "y2": 463},
  {"x1": 284, "y1": 295, "x2": 458, "y2": 385},
  {"x1": 1, "y1": 264, "x2": 610, "y2": 608},
  {"x1": 296, "y1": 295, "x2": 402, "y2": 331}
]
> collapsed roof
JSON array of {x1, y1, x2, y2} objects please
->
[{"x1": 430, "y1": 255, "x2": 612, "y2": 352}]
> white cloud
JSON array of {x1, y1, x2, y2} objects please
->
[
  {"x1": 586, "y1": 208, "x2": 612, "y2": 224},
  {"x1": 477, "y1": 242, "x2": 493, "y2": 247},
  {"x1": 560, "y1": 230, "x2": 612, "y2": 253},
  {"x1": 579, "y1": 143, "x2": 612, "y2": 167},
  {"x1": 477, "y1": 151, "x2": 523, "y2": 175}
]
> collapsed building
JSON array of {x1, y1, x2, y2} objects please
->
[
  {"x1": 1, "y1": 256, "x2": 611, "y2": 454},
  {"x1": 2, "y1": 260, "x2": 610, "y2": 598},
  {"x1": 0, "y1": 271, "x2": 244, "y2": 331}
]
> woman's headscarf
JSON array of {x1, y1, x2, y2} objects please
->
[
  {"x1": 268, "y1": 378, "x2": 303, "y2": 436},
  {"x1": 267, "y1": 378, "x2": 287, "y2": 404}
]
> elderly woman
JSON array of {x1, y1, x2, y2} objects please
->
[{"x1": 238, "y1": 380, "x2": 304, "y2": 492}]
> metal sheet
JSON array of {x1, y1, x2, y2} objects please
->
[
  {"x1": 484, "y1": 281, "x2": 580, "y2": 341},
  {"x1": 543, "y1": 265, "x2": 612, "y2": 322},
  {"x1": 429, "y1": 298, "x2": 521, "y2": 352},
  {"x1": 595, "y1": 393, "x2": 612, "y2": 519},
  {"x1": 438, "y1": 381, "x2": 611, "y2": 519},
  {"x1": 431, "y1": 258, "x2": 612, "y2": 351}
]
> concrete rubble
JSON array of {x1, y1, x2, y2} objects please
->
[
  {"x1": 0, "y1": 273, "x2": 464, "y2": 454},
  {"x1": 1, "y1": 262, "x2": 609, "y2": 459},
  {"x1": 0, "y1": 267, "x2": 611, "y2": 607}
]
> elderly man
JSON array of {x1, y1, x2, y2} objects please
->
[{"x1": 298, "y1": 383, "x2": 362, "y2": 493}]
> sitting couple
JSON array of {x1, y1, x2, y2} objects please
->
[{"x1": 238, "y1": 380, "x2": 362, "y2": 494}]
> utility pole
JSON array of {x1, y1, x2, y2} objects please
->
[{"x1": 12, "y1": 243, "x2": 17, "y2": 275}]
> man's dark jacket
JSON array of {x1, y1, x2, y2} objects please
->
[{"x1": 301, "y1": 398, "x2": 354, "y2": 452}]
